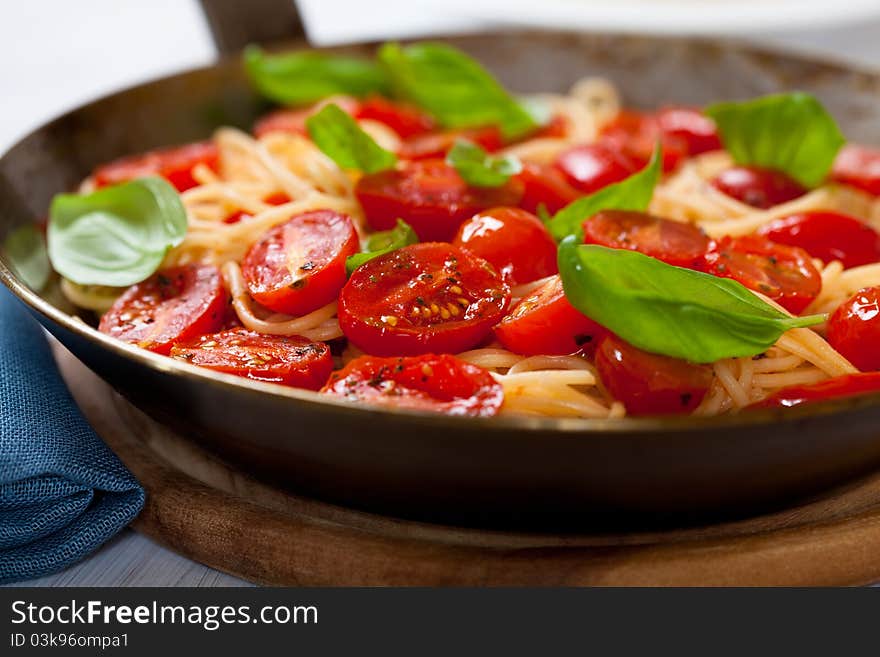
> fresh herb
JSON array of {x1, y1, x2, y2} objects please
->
[
  {"x1": 548, "y1": 144, "x2": 662, "y2": 241},
  {"x1": 244, "y1": 45, "x2": 389, "y2": 106},
  {"x1": 306, "y1": 103, "x2": 397, "y2": 174},
  {"x1": 346, "y1": 219, "x2": 417, "y2": 274},
  {"x1": 445, "y1": 139, "x2": 521, "y2": 187},
  {"x1": 3, "y1": 224, "x2": 50, "y2": 291},
  {"x1": 48, "y1": 177, "x2": 187, "y2": 287},
  {"x1": 557, "y1": 239, "x2": 826, "y2": 363},
  {"x1": 705, "y1": 92, "x2": 845, "y2": 188}
]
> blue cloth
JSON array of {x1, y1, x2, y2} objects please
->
[{"x1": 0, "y1": 286, "x2": 145, "y2": 584}]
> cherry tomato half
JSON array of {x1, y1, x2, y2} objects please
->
[
  {"x1": 711, "y1": 166, "x2": 807, "y2": 209},
  {"x1": 398, "y1": 125, "x2": 503, "y2": 161},
  {"x1": 827, "y1": 286, "x2": 880, "y2": 371},
  {"x1": 99, "y1": 264, "x2": 227, "y2": 355},
  {"x1": 338, "y1": 243, "x2": 510, "y2": 356},
  {"x1": 655, "y1": 107, "x2": 722, "y2": 156},
  {"x1": 493, "y1": 275, "x2": 606, "y2": 356},
  {"x1": 554, "y1": 142, "x2": 637, "y2": 194},
  {"x1": 515, "y1": 162, "x2": 580, "y2": 215},
  {"x1": 598, "y1": 110, "x2": 686, "y2": 172},
  {"x1": 831, "y1": 144, "x2": 880, "y2": 196},
  {"x1": 453, "y1": 207, "x2": 558, "y2": 285},
  {"x1": 252, "y1": 97, "x2": 360, "y2": 139},
  {"x1": 322, "y1": 353, "x2": 504, "y2": 416},
  {"x1": 354, "y1": 96, "x2": 435, "y2": 139},
  {"x1": 751, "y1": 373, "x2": 880, "y2": 409},
  {"x1": 702, "y1": 235, "x2": 821, "y2": 314},
  {"x1": 355, "y1": 159, "x2": 524, "y2": 242},
  {"x1": 171, "y1": 328, "x2": 333, "y2": 390},
  {"x1": 582, "y1": 210, "x2": 710, "y2": 268},
  {"x1": 594, "y1": 334, "x2": 712, "y2": 416},
  {"x1": 241, "y1": 210, "x2": 359, "y2": 316},
  {"x1": 758, "y1": 211, "x2": 880, "y2": 269},
  {"x1": 93, "y1": 141, "x2": 219, "y2": 192}
]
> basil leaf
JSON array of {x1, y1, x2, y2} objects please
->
[
  {"x1": 346, "y1": 219, "x2": 417, "y2": 274},
  {"x1": 378, "y1": 42, "x2": 538, "y2": 140},
  {"x1": 48, "y1": 177, "x2": 187, "y2": 287},
  {"x1": 244, "y1": 45, "x2": 389, "y2": 106},
  {"x1": 306, "y1": 103, "x2": 397, "y2": 174},
  {"x1": 548, "y1": 143, "x2": 662, "y2": 241},
  {"x1": 446, "y1": 139, "x2": 522, "y2": 187},
  {"x1": 705, "y1": 92, "x2": 845, "y2": 188},
  {"x1": 558, "y1": 239, "x2": 825, "y2": 363},
  {"x1": 3, "y1": 224, "x2": 50, "y2": 291}
]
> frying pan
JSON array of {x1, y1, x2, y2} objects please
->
[{"x1": 3, "y1": 0, "x2": 880, "y2": 529}]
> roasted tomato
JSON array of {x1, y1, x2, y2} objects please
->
[
  {"x1": 241, "y1": 210, "x2": 358, "y2": 316},
  {"x1": 515, "y1": 162, "x2": 580, "y2": 215},
  {"x1": 170, "y1": 328, "x2": 332, "y2": 389},
  {"x1": 655, "y1": 106, "x2": 722, "y2": 156},
  {"x1": 453, "y1": 207, "x2": 558, "y2": 285},
  {"x1": 354, "y1": 96, "x2": 435, "y2": 139},
  {"x1": 554, "y1": 142, "x2": 637, "y2": 194},
  {"x1": 827, "y1": 286, "x2": 880, "y2": 371},
  {"x1": 355, "y1": 159, "x2": 523, "y2": 242},
  {"x1": 322, "y1": 353, "x2": 503, "y2": 416},
  {"x1": 582, "y1": 210, "x2": 710, "y2": 268},
  {"x1": 338, "y1": 243, "x2": 510, "y2": 356},
  {"x1": 711, "y1": 166, "x2": 807, "y2": 209},
  {"x1": 598, "y1": 110, "x2": 686, "y2": 172},
  {"x1": 494, "y1": 275, "x2": 606, "y2": 356},
  {"x1": 702, "y1": 236, "x2": 821, "y2": 314},
  {"x1": 93, "y1": 141, "x2": 219, "y2": 192},
  {"x1": 751, "y1": 373, "x2": 880, "y2": 409},
  {"x1": 252, "y1": 97, "x2": 360, "y2": 138},
  {"x1": 758, "y1": 211, "x2": 880, "y2": 269},
  {"x1": 398, "y1": 125, "x2": 503, "y2": 160},
  {"x1": 831, "y1": 144, "x2": 880, "y2": 196},
  {"x1": 594, "y1": 334, "x2": 712, "y2": 416},
  {"x1": 98, "y1": 265, "x2": 227, "y2": 355}
]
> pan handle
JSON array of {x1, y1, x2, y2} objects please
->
[{"x1": 198, "y1": 0, "x2": 306, "y2": 54}]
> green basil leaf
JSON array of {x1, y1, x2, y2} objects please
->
[
  {"x1": 445, "y1": 139, "x2": 522, "y2": 187},
  {"x1": 548, "y1": 143, "x2": 662, "y2": 241},
  {"x1": 346, "y1": 219, "x2": 417, "y2": 274},
  {"x1": 558, "y1": 239, "x2": 826, "y2": 363},
  {"x1": 306, "y1": 103, "x2": 397, "y2": 174},
  {"x1": 3, "y1": 224, "x2": 50, "y2": 291},
  {"x1": 705, "y1": 92, "x2": 845, "y2": 188},
  {"x1": 378, "y1": 42, "x2": 538, "y2": 140},
  {"x1": 244, "y1": 45, "x2": 389, "y2": 106},
  {"x1": 48, "y1": 177, "x2": 187, "y2": 287}
]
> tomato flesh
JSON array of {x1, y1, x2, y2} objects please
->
[
  {"x1": 93, "y1": 141, "x2": 218, "y2": 192},
  {"x1": 355, "y1": 159, "x2": 523, "y2": 242},
  {"x1": 751, "y1": 373, "x2": 880, "y2": 409},
  {"x1": 338, "y1": 243, "x2": 510, "y2": 356},
  {"x1": 515, "y1": 162, "x2": 580, "y2": 215},
  {"x1": 583, "y1": 210, "x2": 710, "y2": 268},
  {"x1": 453, "y1": 207, "x2": 557, "y2": 285},
  {"x1": 554, "y1": 142, "x2": 637, "y2": 194},
  {"x1": 827, "y1": 286, "x2": 880, "y2": 371},
  {"x1": 594, "y1": 334, "x2": 712, "y2": 416},
  {"x1": 241, "y1": 210, "x2": 358, "y2": 316},
  {"x1": 702, "y1": 235, "x2": 821, "y2": 314},
  {"x1": 494, "y1": 275, "x2": 606, "y2": 356},
  {"x1": 831, "y1": 144, "x2": 880, "y2": 196},
  {"x1": 598, "y1": 110, "x2": 686, "y2": 172},
  {"x1": 354, "y1": 96, "x2": 435, "y2": 139},
  {"x1": 399, "y1": 125, "x2": 503, "y2": 160},
  {"x1": 758, "y1": 211, "x2": 880, "y2": 269},
  {"x1": 655, "y1": 106, "x2": 722, "y2": 156},
  {"x1": 711, "y1": 166, "x2": 807, "y2": 209},
  {"x1": 99, "y1": 265, "x2": 227, "y2": 355},
  {"x1": 322, "y1": 353, "x2": 504, "y2": 416}
]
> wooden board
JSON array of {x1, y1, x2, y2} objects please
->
[{"x1": 52, "y1": 343, "x2": 880, "y2": 586}]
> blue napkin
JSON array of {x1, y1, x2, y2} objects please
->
[{"x1": 0, "y1": 286, "x2": 145, "y2": 584}]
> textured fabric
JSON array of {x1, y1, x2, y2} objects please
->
[{"x1": 0, "y1": 286, "x2": 145, "y2": 583}]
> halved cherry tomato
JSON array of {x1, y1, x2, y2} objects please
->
[
  {"x1": 582, "y1": 210, "x2": 710, "y2": 268},
  {"x1": 354, "y1": 96, "x2": 435, "y2": 139},
  {"x1": 702, "y1": 236, "x2": 821, "y2": 314},
  {"x1": 827, "y1": 286, "x2": 880, "y2": 371},
  {"x1": 355, "y1": 159, "x2": 524, "y2": 242},
  {"x1": 322, "y1": 353, "x2": 504, "y2": 416},
  {"x1": 338, "y1": 243, "x2": 510, "y2": 356},
  {"x1": 554, "y1": 142, "x2": 637, "y2": 194},
  {"x1": 758, "y1": 211, "x2": 880, "y2": 269},
  {"x1": 170, "y1": 328, "x2": 332, "y2": 389},
  {"x1": 594, "y1": 334, "x2": 712, "y2": 416},
  {"x1": 223, "y1": 192, "x2": 291, "y2": 225},
  {"x1": 453, "y1": 207, "x2": 557, "y2": 285},
  {"x1": 655, "y1": 107, "x2": 722, "y2": 156},
  {"x1": 494, "y1": 275, "x2": 606, "y2": 356},
  {"x1": 515, "y1": 162, "x2": 580, "y2": 215},
  {"x1": 831, "y1": 144, "x2": 880, "y2": 196},
  {"x1": 98, "y1": 264, "x2": 227, "y2": 355},
  {"x1": 598, "y1": 110, "x2": 686, "y2": 172},
  {"x1": 252, "y1": 97, "x2": 360, "y2": 139},
  {"x1": 711, "y1": 166, "x2": 807, "y2": 209},
  {"x1": 241, "y1": 210, "x2": 358, "y2": 316},
  {"x1": 399, "y1": 126, "x2": 503, "y2": 160},
  {"x1": 751, "y1": 373, "x2": 880, "y2": 409},
  {"x1": 93, "y1": 141, "x2": 219, "y2": 192}
]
